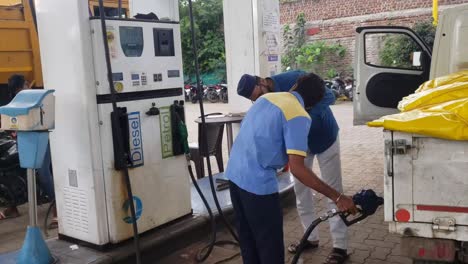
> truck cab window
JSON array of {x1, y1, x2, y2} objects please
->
[{"x1": 365, "y1": 32, "x2": 425, "y2": 70}]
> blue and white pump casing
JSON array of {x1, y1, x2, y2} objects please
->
[
  {"x1": 0, "y1": 89, "x2": 55, "y2": 169},
  {"x1": 0, "y1": 89, "x2": 55, "y2": 131}
]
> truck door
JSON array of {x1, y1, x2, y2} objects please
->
[{"x1": 353, "y1": 26, "x2": 432, "y2": 125}]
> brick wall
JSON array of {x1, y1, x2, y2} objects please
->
[
  {"x1": 280, "y1": 0, "x2": 468, "y2": 24},
  {"x1": 279, "y1": 0, "x2": 468, "y2": 78}
]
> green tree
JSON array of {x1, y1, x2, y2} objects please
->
[
  {"x1": 179, "y1": 0, "x2": 226, "y2": 82},
  {"x1": 281, "y1": 13, "x2": 346, "y2": 75},
  {"x1": 379, "y1": 20, "x2": 436, "y2": 68},
  {"x1": 281, "y1": 13, "x2": 306, "y2": 70},
  {"x1": 413, "y1": 20, "x2": 436, "y2": 49}
]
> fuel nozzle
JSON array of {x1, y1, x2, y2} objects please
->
[
  {"x1": 339, "y1": 189, "x2": 384, "y2": 226},
  {"x1": 146, "y1": 102, "x2": 160, "y2": 116},
  {"x1": 177, "y1": 119, "x2": 190, "y2": 155}
]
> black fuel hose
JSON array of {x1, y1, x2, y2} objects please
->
[
  {"x1": 97, "y1": 1, "x2": 141, "y2": 263},
  {"x1": 187, "y1": 0, "x2": 239, "y2": 261},
  {"x1": 186, "y1": 159, "x2": 238, "y2": 262},
  {"x1": 291, "y1": 189, "x2": 383, "y2": 264},
  {"x1": 43, "y1": 199, "x2": 55, "y2": 237},
  {"x1": 187, "y1": 0, "x2": 239, "y2": 243},
  {"x1": 290, "y1": 216, "x2": 329, "y2": 264}
]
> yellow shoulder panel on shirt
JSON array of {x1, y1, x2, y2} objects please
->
[{"x1": 263, "y1": 92, "x2": 310, "y2": 121}]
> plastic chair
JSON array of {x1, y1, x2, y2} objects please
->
[{"x1": 189, "y1": 113, "x2": 225, "y2": 179}]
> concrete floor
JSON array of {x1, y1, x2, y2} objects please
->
[
  {"x1": 158, "y1": 101, "x2": 413, "y2": 264},
  {"x1": 0, "y1": 100, "x2": 231, "y2": 254},
  {"x1": 0, "y1": 101, "x2": 411, "y2": 264}
]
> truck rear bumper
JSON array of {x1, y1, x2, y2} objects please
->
[
  {"x1": 401, "y1": 236, "x2": 457, "y2": 262},
  {"x1": 390, "y1": 222, "x2": 468, "y2": 241}
]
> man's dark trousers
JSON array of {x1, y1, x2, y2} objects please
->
[{"x1": 229, "y1": 181, "x2": 284, "y2": 264}]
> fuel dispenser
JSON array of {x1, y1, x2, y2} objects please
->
[{"x1": 35, "y1": 0, "x2": 192, "y2": 247}]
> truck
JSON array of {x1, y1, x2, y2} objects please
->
[
  {"x1": 354, "y1": 4, "x2": 468, "y2": 263},
  {"x1": 0, "y1": 0, "x2": 42, "y2": 106},
  {"x1": 0, "y1": 0, "x2": 128, "y2": 106}
]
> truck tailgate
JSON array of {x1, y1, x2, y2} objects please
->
[
  {"x1": 386, "y1": 131, "x2": 468, "y2": 227},
  {"x1": 412, "y1": 136, "x2": 468, "y2": 226}
]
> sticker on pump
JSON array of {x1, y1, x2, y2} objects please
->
[
  {"x1": 106, "y1": 26, "x2": 117, "y2": 59},
  {"x1": 122, "y1": 196, "x2": 143, "y2": 224},
  {"x1": 9, "y1": 117, "x2": 18, "y2": 129},
  {"x1": 128, "y1": 112, "x2": 144, "y2": 167},
  {"x1": 114, "y1": 82, "x2": 124, "y2": 92},
  {"x1": 159, "y1": 107, "x2": 173, "y2": 158}
]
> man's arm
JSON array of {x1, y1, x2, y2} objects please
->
[
  {"x1": 283, "y1": 113, "x2": 356, "y2": 214},
  {"x1": 289, "y1": 154, "x2": 357, "y2": 214}
]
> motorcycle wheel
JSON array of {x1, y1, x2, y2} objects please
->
[
  {"x1": 207, "y1": 90, "x2": 219, "y2": 103},
  {"x1": 220, "y1": 91, "x2": 228, "y2": 103}
]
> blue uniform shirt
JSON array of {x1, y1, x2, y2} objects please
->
[
  {"x1": 225, "y1": 92, "x2": 311, "y2": 195},
  {"x1": 269, "y1": 70, "x2": 339, "y2": 154}
]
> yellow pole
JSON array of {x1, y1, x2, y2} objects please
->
[{"x1": 433, "y1": 0, "x2": 439, "y2": 26}]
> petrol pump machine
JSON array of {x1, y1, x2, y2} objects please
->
[{"x1": 35, "y1": 0, "x2": 192, "y2": 246}]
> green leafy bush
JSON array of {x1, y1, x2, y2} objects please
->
[{"x1": 282, "y1": 13, "x2": 347, "y2": 75}]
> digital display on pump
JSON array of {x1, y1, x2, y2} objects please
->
[{"x1": 119, "y1": 26, "x2": 144, "y2": 57}]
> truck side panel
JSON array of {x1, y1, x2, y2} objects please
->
[
  {"x1": 386, "y1": 131, "x2": 468, "y2": 242},
  {"x1": 0, "y1": 1, "x2": 43, "y2": 91}
]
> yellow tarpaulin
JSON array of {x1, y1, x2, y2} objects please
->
[{"x1": 368, "y1": 70, "x2": 468, "y2": 140}]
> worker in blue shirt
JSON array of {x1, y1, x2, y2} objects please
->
[
  {"x1": 237, "y1": 70, "x2": 349, "y2": 264},
  {"x1": 227, "y1": 73, "x2": 356, "y2": 264}
]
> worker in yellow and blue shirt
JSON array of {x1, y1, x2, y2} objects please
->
[
  {"x1": 240, "y1": 70, "x2": 350, "y2": 263},
  {"x1": 225, "y1": 73, "x2": 356, "y2": 264}
]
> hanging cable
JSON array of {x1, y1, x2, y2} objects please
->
[{"x1": 97, "y1": 1, "x2": 141, "y2": 263}]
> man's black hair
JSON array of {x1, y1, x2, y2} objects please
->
[
  {"x1": 294, "y1": 72, "x2": 325, "y2": 109},
  {"x1": 7, "y1": 74, "x2": 26, "y2": 100},
  {"x1": 255, "y1": 76, "x2": 262, "y2": 85}
]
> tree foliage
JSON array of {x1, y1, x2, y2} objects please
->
[
  {"x1": 179, "y1": 0, "x2": 225, "y2": 81},
  {"x1": 281, "y1": 13, "x2": 306, "y2": 70},
  {"x1": 379, "y1": 20, "x2": 436, "y2": 68},
  {"x1": 281, "y1": 13, "x2": 346, "y2": 75},
  {"x1": 295, "y1": 41, "x2": 346, "y2": 72}
]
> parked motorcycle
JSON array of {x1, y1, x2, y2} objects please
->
[
  {"x1": 187, "y1": 79, "x2": 228, "y2": 103},
  {"x1": 219, "y1": 83, "x2": 228, "y2": 103},
  {"x1": 184, "y1": 82, "x2": 192, "y2": 101},
  {"x1": 344, "y1": 77, "x2": 354, "y2": 101},
  {"x1": 189, "y1": 81, "x2": 203, "y2": 104},
  {"x1": 325, "y1": 77, "x2": 353, "y2": 101},
  {"x1": 205, "y1": 85, "x2": 219, "y2": 103}
]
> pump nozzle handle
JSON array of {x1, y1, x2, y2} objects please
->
[{"x1": 339, "y1": 189, "x2": 384, "y2": 226}]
